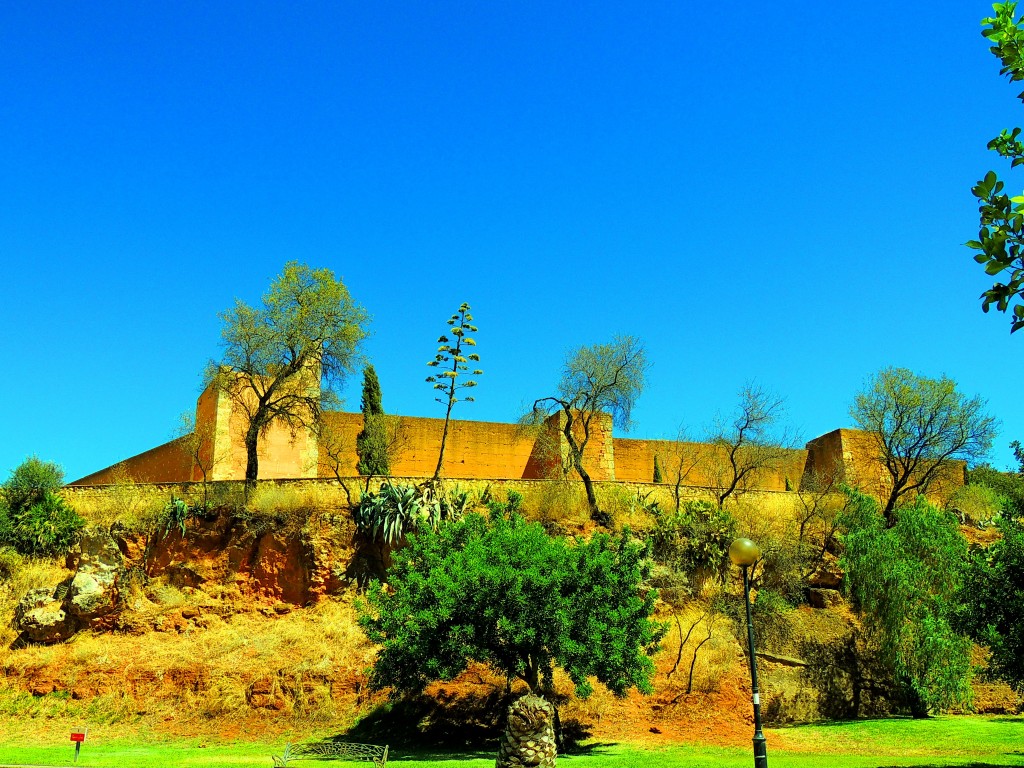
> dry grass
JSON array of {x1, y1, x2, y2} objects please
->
[
  {"x1": 658, "y1": 602, "x2": 737, "y2": 696},
  {"x1": 1, "y1": 589, "x2": 376, "y2": 725}
]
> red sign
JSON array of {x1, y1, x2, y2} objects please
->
[{"x1": 71, "y1": 733, "x2": 85, "y2": 743}]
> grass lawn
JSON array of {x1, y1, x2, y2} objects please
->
[{"x1": 0, "y1": 716, "x2": 1019, "y2": 767}]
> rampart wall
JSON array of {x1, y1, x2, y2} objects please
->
[{"x1": 69, "y1": 381, "x2": 963, "y2": 506}]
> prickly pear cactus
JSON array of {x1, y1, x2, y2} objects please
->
[{"x1": 496, "y1": 693, "x2": 557, "y2": 768}]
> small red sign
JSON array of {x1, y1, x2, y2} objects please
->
[{"x1": 70, "y1": 733, "x2": 85, "y2": 743}]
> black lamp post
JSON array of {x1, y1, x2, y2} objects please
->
[{"x1": 730, "y1": 537, "x2": 767, "y2": 768}]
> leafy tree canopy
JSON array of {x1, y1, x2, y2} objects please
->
[
  {"x1": 207, "y1": 261, "x2": 368, "y2": 486},
  {"x1": 358, "y1": 504, "x2": 664, "y2": 699},
  {"x1": 840, "y1": 489, "x2": 972, "y2": 716},
  {"x1": 850, "y1": 368, "x2": 997, "y2": 525}
]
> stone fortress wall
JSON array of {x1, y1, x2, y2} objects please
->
[{"x1": 69, "y1": 381, "x2": 964, "y2": 499}]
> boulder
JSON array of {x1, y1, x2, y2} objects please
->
[
  {"x1": 14, "y1": 588, "x2": 75, "y2": 644},
  {"x1": 808, "y1": 587, "x2": 844, "y2": 609},
  {"x1": 66, "y1": 528, "x2": 123, "y2": 626}
]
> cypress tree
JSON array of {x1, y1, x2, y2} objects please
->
[
  {"x1": 653, "y1": 455, "x2": 663, "y2": 484},
  {"x1": 357, "y1": 365, "x2": 390, "y2": 477}
]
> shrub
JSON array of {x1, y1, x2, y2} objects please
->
[
  {"x1": 1, "y1": 457, "x2": 63, "y2": 514},
  {"x1": 7, "y1": 492, "x2": 84, "y2": 557},
  {"x1": 965, "y1": 465, "x2": 1024, "y2": 519},
  {"x1": 946, "y1": 483, "x2": 1007, "y2": 526},
  {"x1": 649, "y1": 499, "x2": 736, "y2": 585},
  {"x1": 0, "y1": 547, "x2": 23, "y2": 582}
]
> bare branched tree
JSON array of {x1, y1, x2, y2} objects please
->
[
  {"x1": 665, "y1": 426, "x2": 704, "y2": 514},
  {"x1": 175, "y1": 412, "x2": 220, "y2": 511},
  {"x1": 704, "y1": 385, "x2": 798, "y2": 508}
]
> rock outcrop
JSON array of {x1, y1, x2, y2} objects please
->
[
  {"x1": 12, "y1": 527, "x2": 124, "y2": 643},
  {"x1": 13, "y1": 588, "x2": 75, "y2": 644}
]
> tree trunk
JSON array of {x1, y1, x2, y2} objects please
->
[
  {"x1": 244, "y1": 422, "x2": 261, "y2": 495},
  {"x1": 496, "y1": 693, "x2": 557, "y2": 768},
  {"x1": 577, "y1": 465, "x2": 610, "y2": 527}
]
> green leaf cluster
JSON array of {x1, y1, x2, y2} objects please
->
[
  {"x1": 649, "y1": 499, "x2": 736, "y2": 582},
  {"x1": 358, "y1": 507, "x2": 665, "y2": 699},
  {"x1": 425, "y1": 302, "x2": 482, "y2": 405},
  {"x1": 0, "y1": 458, "x2": 83, "y2": 558},
  {"x1": 969, "y1": 3, "x2": 1024, "y2": 332},
  {"x1": 839, "y1": 489, "x2": 972, "y2": 714}
]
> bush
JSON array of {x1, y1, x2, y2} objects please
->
[
  {"x1": 1, "y1": 457, "x2": 63, "y2": 514},
  {"x1": 946, "y1": 483, "x2": 1007, "y2": 526},
  {"x1": 6, "y1": 492, "x2": 84, "y2": 557},
  {"x1": 966, "y1": 465, "x2": 1024, "y2": 519},
  {"x1": 0, "y1": 458, "x2": 83, "y2": 557},
  {"x1": 649, "y1": 499, "x2": 736, "y2": 586},
  {"x1": 0, "y1": 547, "x2": 23, "y2": 582}
]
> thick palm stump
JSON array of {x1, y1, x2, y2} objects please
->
[{"x1": 496, "y1": 693, "x2": 557, "y2": 768}]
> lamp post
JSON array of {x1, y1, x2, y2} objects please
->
[{"x1": 730, "y1": 537, "x2": 767, "y2": 768}]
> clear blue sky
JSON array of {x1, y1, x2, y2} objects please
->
[{"x1": 2, "y1": 2, "x2": 1022, "y2": 483}]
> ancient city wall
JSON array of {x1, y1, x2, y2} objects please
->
[{"x1": 69, "y1": 381, "x2": 963, "y2": 505}]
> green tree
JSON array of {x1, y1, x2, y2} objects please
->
[
  {"x1": 358, "y1": 506, "x2": 664, "y2": 703},
  {"x1": 527, "y1": 335, "x2": 647, "y2": 526},
  {"x1": 425, "y1": 303, "x2": 482, "y2": 481},
  {"x1": 968, "y1": 2, "x2": 1024, "y2": 332},
  {"x1": 207, "y1": 261, "x2": 368, "y2": 489},
  {"x1": 840, "y1": 489, "x2": 972, "y2": 717},
  {"x1": 850, "y1": 368, "x2": 997, "y2": 527},
  {"x1": 955, "y1": 514, "x2": 1024, "y2": 693},
  {"x1": 356, "y1": 364, "x2": 390, "y2": 479},
  {"x1": 0, "y1": 457, "x2": 83, "y2": 557}
]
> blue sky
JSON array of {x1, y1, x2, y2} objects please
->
[{"x1": 2, "y1": 2, "x2": 1022, "y2": 482}]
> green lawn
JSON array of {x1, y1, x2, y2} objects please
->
[{"x1": 0, "y1": 716, "x2": 1019, "y2": 768}]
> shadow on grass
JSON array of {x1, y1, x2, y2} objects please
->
[{"x1": 322, "y1": 687, "x2": 600, "y2": 761}]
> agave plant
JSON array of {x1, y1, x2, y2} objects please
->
[
  {"x1": 355, "y1": 482, "x2": 424, "y2": 545},
  {"x1": 355, "y1": 482, "x2": 474, "y2": 545}
]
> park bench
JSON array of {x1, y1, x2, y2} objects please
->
[{"x1": 272, "y1": 740, "x2": 388, "y2": 767}]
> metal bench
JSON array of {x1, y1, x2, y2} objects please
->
[{"x1": 272, "y1": 741, "x2": 388, "y2": 767}]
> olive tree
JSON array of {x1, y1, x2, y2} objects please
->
[
  {"x1": 850, "y1": 368, "x2": 997, "y2": 526},
  {"x1": 207, "y1": 261, "x2": 368, "y2": 489},
  {"x1": 526, "y1": 335, "x2": 647, "y2": 525}
]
